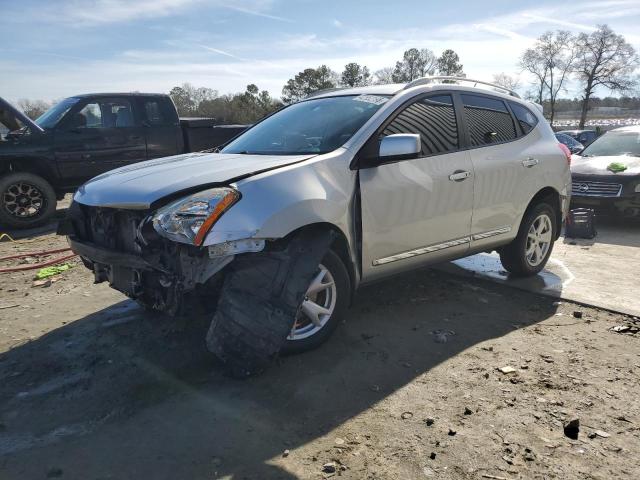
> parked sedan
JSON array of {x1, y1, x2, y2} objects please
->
[
  {"x1": 555, "y1": 133, "x2": 584, "y2": 154},
  {"x1": 571, "y1": 126, "x2": 640, "y2": 217},
  {"x1": 558, "y1": 129, "x2": 598, "y2": 147}
]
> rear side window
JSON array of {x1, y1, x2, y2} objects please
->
[
  {"x1": 143, "y1": 97, "x2": 177, "y2": 126},
  {"x1": 509, "y1": 102, "x2": 538, "y2": 135},
  {"x1": 382, "y1": 94, "x2": 459, "y2": 156},
  {"x1": 461, "y1": 94, "x2": 517, "y2": 146}
]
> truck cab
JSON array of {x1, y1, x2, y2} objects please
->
[{"x1": 0, "y1": 93, "x2": 244, "y2": 229}]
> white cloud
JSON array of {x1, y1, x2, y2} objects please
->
[
  {"x1": 35, "y1": 0, "x2": 289, "y2": 26},
  {"x1": 332, "y1": 19, "x2": 343, "y2": 28}
]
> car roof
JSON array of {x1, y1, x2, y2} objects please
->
[
  {"x1": 558, "y1": 129, "x2": 596, "y2": 134},
  {"x1": 71, "y1": 92, "x2": 169, "y2": 99},
  {"x1": 611, "y1": 125, "x2": 640, "y2": 133},
  {"x1": 311, "y1": 78, "x2": 538, "y2": 110}
]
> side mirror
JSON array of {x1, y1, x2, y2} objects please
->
[{"x1": 379, "y1": 134, "x2": 421, "y2": 161}]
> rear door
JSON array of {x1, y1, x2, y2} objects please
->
[
  {"x1": 54, "y1": 97, "x2": 146, "y2": 183},
  {"x1": 359, "y1": 93, "x2": 474, "y2": 281},
  {"x1": 460, "y1": 94, "x2": 538, "y2": 249},
  {"x1": 137, "y1": 96, "x2": 182, "y2": 159}
]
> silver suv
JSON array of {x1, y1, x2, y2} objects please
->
[{"x1": 64, "y1": 77, "x2": 572, "y2": 376}]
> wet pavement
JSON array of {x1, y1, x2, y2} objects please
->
[{"x1": 441, "y1": 218, "x2": 640, "y2": 317}]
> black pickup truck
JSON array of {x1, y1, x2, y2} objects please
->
[{"x1": 0, "y1": 93, "x2": 246, "y2": 228}]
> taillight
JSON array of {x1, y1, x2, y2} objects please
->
[{"x1": 558, "y1": 143, "x2": 572, "y2": 166}]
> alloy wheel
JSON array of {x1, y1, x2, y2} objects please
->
[
  {"x1": 3, "y1": 182, "x2": 45, "y2": 219},
  {"x1": 288, "y1": 264, "x2": 337, "y2": 341},
  {"x1": 525, "y1": 213, "x2": 552, "y2": 267}
]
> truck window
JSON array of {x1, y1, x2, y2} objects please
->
[
  {"x1": 381, "y1": 94, "x2": 459, "y2": 157},
  {"x1": 461, "y1": 94, "x2": 517, "y2": 146},
  {"x1": 77, "y1": 99, "x2": 134, "y2": 128}
]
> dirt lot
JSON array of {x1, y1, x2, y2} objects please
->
[{"x1": 1, "y1": 228, "x2": 639, "y2": 480}]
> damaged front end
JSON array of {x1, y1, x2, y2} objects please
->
[{"x1": 61, "y1": 201, "x2": 247, "y2": 315}]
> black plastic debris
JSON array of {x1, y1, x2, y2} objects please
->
[{"x1": 565, "y1": 208, "x2": 596, "y2": 239}]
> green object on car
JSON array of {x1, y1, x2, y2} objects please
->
[{"x1": 607, "y1": 162, "x2": 628, "y2": 173}]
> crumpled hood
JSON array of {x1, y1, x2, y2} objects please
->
[
  {"x1": 74, "y1": 152, "x2": 316, "y2": 209},
  {"x1": 0, "y1": 96, "x2": 44, "y2": 133},
  {"x1": 571, "y1": 154, "x2": 640, "y2": 176}
]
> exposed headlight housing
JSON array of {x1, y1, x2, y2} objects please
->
[{"x1": 152, "y1": 187, "x2": 240, "y2": 245}]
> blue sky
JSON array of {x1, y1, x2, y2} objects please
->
[{"x1": 1, "y1": 0, "x2": 639, "y2": 103}]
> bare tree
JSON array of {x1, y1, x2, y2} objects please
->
[
  {"x1": 574, "y1": 25, "x2": 639, "y2": 128},
  {"x1": 374, "y1": 67, "x2": 395, "y2": 85},
  {"x1": 521, "y1": 31, "x2": 577, "y2": 125},
  {"x1": 17, "y1": 99, "x2": 52, "y2": 120},
  {"x1": 491, "y1": 73, "x2": 521, "y2": 91},
  {"x1": 520, "y1": 45, "x2": 549, "y2": 105}
]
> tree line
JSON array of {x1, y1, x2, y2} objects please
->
[{"x1": 14, "y1": 24, "x2": 638, "y2": 128}]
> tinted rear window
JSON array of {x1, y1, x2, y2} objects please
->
[
  {"x1": 461, "y1": 94, "x2": 517, "y2": 146},
  {"x1": 510, "y1": 102, "x2": 538, "y2": 135}
]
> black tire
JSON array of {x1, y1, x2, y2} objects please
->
[
  {"x1": 281, "y1": 249, "x2": 350, "y2": 354},
  {"x1": 499, "y1": 202, "x2": 557, "y2": 277},
  {"x1": 0, "y1": 172, "x2": 57, "y2": 229},
  {"x1": 205, "y1": 228, "x2": 335, "y2": 378}
]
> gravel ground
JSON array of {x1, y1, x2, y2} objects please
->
[{"x1": 1, "y1": 231, "x2": 639, "y2": 480}]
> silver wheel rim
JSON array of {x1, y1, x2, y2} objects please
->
[
  {"x1": 525, "y1": 213, "x2": 552, "y2": 267},
  {"x1": 288, "y1": 263, "x2": 337, "y2": 341},
  {"x1": 3, "y1": 182, "x2": 45, "y2": 218}
]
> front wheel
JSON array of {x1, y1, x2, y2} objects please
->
[
  {"x1": 499, "y1": 202, "x2": 557, "y2": 277},
  {"x1": 0, "y1": 172, "x2": 57, "y2": 229},
  {"x1": 282, "y1": 249, "x2": 350, "y2": 354}
]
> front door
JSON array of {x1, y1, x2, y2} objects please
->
[
  {"x1": 359, "y1": 94, "x2": 474, "y2": 281},
  {"x1": 54, "y1": 97, "x2": 146, "y2": 184}
]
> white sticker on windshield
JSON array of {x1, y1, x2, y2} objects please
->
[{"x1": 353, "y1": 95, "x2": 388, "y2": 105}]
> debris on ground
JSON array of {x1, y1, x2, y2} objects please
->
[
  {"x1": 322, "y1": 462, "x2": 337, "y2": 473},
  {"x1": 35, "y1": 264, "x2": 73, "y2": 280},
  {"x1": 497, "y1": 366, "x2": 517, "y2": 374},
  {"x1": 431, "y1": 329, "x2": 455, "y2": 343},
  {"x1": 573, "y1": 311, "x2": 583, "y2": 319},
  {"x1": 400, "y1": 411, "x2": 413, "y2": 420},
  {"x1": 564, "y1": 418, "x2": 580, "y2": 439}
]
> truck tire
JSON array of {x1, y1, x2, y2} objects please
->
[
  {"x1": 206, "y1": 228, "x2": 334, "y2": 378},
  {"x1": 0, "y1": 172, "x2": 57, "y2": 229},
  {"x1": 499, "y1": 202, "x2": 557, "y2": 277}
]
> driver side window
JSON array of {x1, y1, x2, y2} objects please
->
[
  {"x1": 77, "y1": 103, "x2": 102, "y2": 128},
  {"x1": 75, "y1": 99, "x2": 134, "y2": 129},
  {"x1": 381, "y1": 94, "x2": 459, "y2": 157}
]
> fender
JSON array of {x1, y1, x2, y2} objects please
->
[{"x1": 204, "y1": 148, "x2": 358, "y2": 264}]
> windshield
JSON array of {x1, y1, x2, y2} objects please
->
[
  {"x1": 222, "y1": 94, "x2": 389, "y2": 155},
  {"x1": 581, "y1": 131, "x2": 640, "y2": 157},
  {"x1": 35, "y1": 97, "x2": 80, "y2": 129}
]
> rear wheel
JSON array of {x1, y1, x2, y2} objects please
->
[
  {"x1": 499, "y1": 202, "x2": 556, "y2": 277},
  {"x1": 0, "y1": 172, "x2": 57, "y2": 229}
]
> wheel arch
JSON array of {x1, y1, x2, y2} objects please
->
[
  {"x1": 0, "y1": 157, "x2": 58, "y2": 187},
  {"x1": 525, "y1": 186, "x2": 562, "y2": 239},
  {"x1": 278, "y1": 222, "x2": 357, "y2": 299}
]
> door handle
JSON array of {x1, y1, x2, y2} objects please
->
[
  {"x1": 522, "y1": 157, "x2": 539, "y2": 168},
  {"x1": 448, "y1": 170, "x2": 472, "y2": 182}
]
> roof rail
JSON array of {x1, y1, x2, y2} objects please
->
[
  {"x1": 403, "y1": 76, "x2": 521, "y2": 99},
  {"x1": 305, "y1": 87, "x2": 348, "y2": 99}
]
